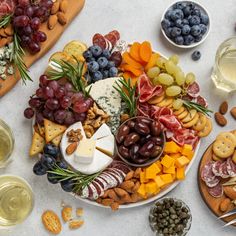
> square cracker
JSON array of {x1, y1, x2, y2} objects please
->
[
  {"x1": 29, "y1": 132, "x2": 45, "y2": 157},
  {"x1": 44, "y1": 119, "x2": 66, "y2": 143},
  {"x1": 51, "y1": 134, "x2": 63, "y2": 147}
]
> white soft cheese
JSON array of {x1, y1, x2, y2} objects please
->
[
  {"x1": 95, "y1": 135, "x2": 114, "y2": 157},
  {"x1": 91, "y1": 123, "x2": 112, "y2": 140}
]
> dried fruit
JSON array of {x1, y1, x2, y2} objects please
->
[
  {"x1": 66, "y1": 142, "x2": 78, "y2": 155},
  {"x1": 101, "y1": 198, "x2": 114, "y2": 206},
  {"x1": 214, "y1": 112, "x2": 227, "y2": 127},
  {"x1": 57, "y1": 12, "x2": 67, "y2": 25},
  {"x1": 76, "y1": 208, "x2": 84, "y2": 217},
  {"x1": 61, "y1": 206, "x2": 72, "y2": 222},
  {"x1": 230, "y1": 107, "x2": 236, "y2": 120},
  {"x1": 69, "y1": 220, "x2": 84, "y2": 229},
  {"x1": 48, "y1": 15, "x2": 58, "y2": 30},
  {"x1": 219, "y1": 101, "x2": 228, "y2": 115}
]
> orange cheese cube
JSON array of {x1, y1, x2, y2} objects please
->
[
  {"x1": 160, "y1": 174, "x2": 173, "y2": 184},
  {"x1": 145, "y1": 163, "x2": 161, "y2": 179},
  {"x1": 170, "y1": 153, "x2": 182, "y2": 159},
  {"x1": 172, "y1": 172, "x2": 176, "y2": 181},
  {"x1": 154, "y1": 176, "x2": 165, "y2": 188},
  {"x1": 163, "y1": 165, "x2": 176, "y2": 174},
  {"x1": 175, "y1": 156, "x2": 190, "y2": 168},
  {"x1": 145, "y1": 181, "x2": 159, "y2": 194},
  {"x1": 140, "y1": 171, "x2": 147, "y2": 183},
  {"x1": 176, "y1": 167, "x2": 185, "y2": 180},
  {"x1": 164, "y1": 141, "x2": 181, "y2": 154},
  {"x1": 161, "y1": 155, "x2": 175, "y2": 168},
  {"x1": 137, "y1": 183, "x2": 146, "y2": 198},
  {"x1": 155, "y1": 160, "x2": 163, "y2": 171},
  {"x1": 181, "y1": 144, "x2": 194, "y2": 160}
]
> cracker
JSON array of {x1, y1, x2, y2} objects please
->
[
  {"x1": 38, "y1": 124, "x2": 45, "y2": 138},
  {"x1": 147, "y1": 94, "x2": 164, "y2": 104},
  {"x1": 177, "y1": 110, "x2": 188, "y2": 120},
  {"x1": 157, "y1": 98, "x2": 174, "y2": 108},
  {"x1": 44, "y1": 119, "x2": 66, "y2": 143},
  {"x1": 182, "y1": 112, "x2": 199, "y2": 128},
  {"x1": 61, "y1": 206, "x2": 72, "y2": 222},
  {"x1": 217, "y1": 132, "x2": 236, "y2": 147},
  {"x1": 193, "y1": 113, "x2": 207, "y2": 131},
  {"x1": 29, "y1": 132, "x2": 45, "y2": 157},
  {"x1": 213, "y1": 138, "x2": 235, "y2": 158},
  {"x1": 51, "y1": 134, "x2": 63, "y2": 147},
  {"x1": 42, "y1": 210, "x2": 62, "y2": 235},
  {"x1": 198, "y1": 118, "x2": 212, "y2": 137},
  {"x1": 181, "y1": 109, "x2": 197, "y2": 123},
  {"x1": 63, "y1": 40, "x2": 87, "y2": 61},
  {"x1": 173, "y1": 106, "x2": 185, "y2": 116},
  {"x1": 69, "y1": 220, "x2": 84, "y2": 230}
]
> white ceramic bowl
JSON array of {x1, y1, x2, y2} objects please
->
[{"x1": 161, "y1": 0, "x2": 211, "y2": 49}]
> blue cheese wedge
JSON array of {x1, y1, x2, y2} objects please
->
[{"x1": 86, "y1": 77, "x2": 122, "y2": 134}]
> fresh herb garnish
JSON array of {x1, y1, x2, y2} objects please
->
[
  {"x1": 47, "y1": 164, "x2": 101, "y2": 194},
  {"x1": 183, "y1": 100, "x2": 213, "y2": 117},
  {"x1": 48, "y1": 57, "x2": 90, "y2": 97},
  {"x1": 113, "y1": 77, "x2": 138, "y2": 117},
  {"x1": 0, "y1": 14, "x2": 12, "y2": 28}
]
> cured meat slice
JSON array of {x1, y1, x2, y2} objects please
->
[
  {"x1": 196, "y1": 95, "x2": 208, "y2": 108},
  {"x1": 226, "y1": 158, "x2": 236, "y2": 177},
  {"x1": 205, "y1": 176, "x2": 220, "y2": 188},
  {"x1": 208, "y1": 183, "x2": 223, "y2": 198},
  {"x1": 92, "y1": 33, "x2": 106, "y2": 50},
  {"x1": 218, "y1": 161, "x2": 230, "y2": 178},
  {"x1": 104, "y1": 38, "x2": 112, "y2": 51},
  {"x1": 187, "y1": 82, "x2": 200, "y2": 98},
  {"x1": 212, "y1": 160, "x2": 223, "y2": 176},
  {"x1": 201, "y1": 161, "x2": 215, "y2": 182},
  {"x1": 0, "y1": 0, "x2": 15, "y2": 17},
  {"x1": 159, "y1": 115, "x2": 182, "y2": 131},
  {"x1": 105, "y1": 33, "x2": 117, "y2": 47},
  {"x1": 109, "y1": 30, "x2": 120, "y2": 41}
]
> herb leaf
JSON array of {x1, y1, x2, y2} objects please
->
[
  {"x1": 0, "y1": 14, "x2": 12, "y2": 28},
  {"x1": 183, "y1": 100, "x2": 213, "y2": 116}
]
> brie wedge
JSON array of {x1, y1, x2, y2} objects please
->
[
  {"x1": 95, "y1": 135, "x2": 114, "y2": 157},
  {"x1": 91, "y1": 123, "x2": 112, "y2": 140}
]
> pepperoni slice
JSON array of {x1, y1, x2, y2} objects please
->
[
  {"x1": 109, "y1": 30, "x2": 120, "y2": 40},
  {"x1": 92, "y1": 33, "x2": 106, "y2": 50},
  {"x1": 187, "y1": 82, "x2": 200, "y2": 98},
  {"x1": 105, "y1": 33, "x2": 117, "y2": 47},
  {"x1": 196, "y1": 95, "x2": 208, "y2": 107},
  {"x1": 208, "y1": 183, "x2": 223, "y2": 198}
]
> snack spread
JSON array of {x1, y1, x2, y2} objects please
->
[{"x1": 24, "y1": 29, "x2": 213, "y2": 210}]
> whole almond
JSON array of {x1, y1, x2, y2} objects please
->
[
  {"x1": 0, "y1": 38, "x2": 8, "y2": 48},
  {"x1": 0, "y1": 28, "x2": 7, "y2": 37},
  {"x1": 133, "y1": 168, "x2": 141, "y2": 178},
  {"x1": 48, "y1": 15, "x2": 58, "y2": 30},
  {"x1": 214, "y1": 112, "x2": 227, "y2": 127},
  {"x1": 107, "y1": 189, "x2": 120, "y2": 202},
  {"x1": 6, "y1": 36, "x2": 13, "y2": 44},
  {"x1": 57, "y1": 12, "x2": 67, "y2": 25},
  {"x1": 66, "y1": 142, "x2": 77, "y2": 155},
  {"x1": 219, "y1": 101, "x2": 228, "y2": 115},
  {"x1": 60, "y1": 0, "x2": 68, "y2": 13},
  {"x1": 125, "y1": 171, "x2": 134, "y2": 181},
  {"x1": 110, "y1": 202, "x2": 119, "y2": 211},
  {"x1": 230, "y1": 107, "x2": 236, "y2": 120},
  {"x1": 219, "y1": 198, "x2": 231, "y2": 212},
  {"x1": 132, "y1": 181, "x2": 140, "y2": 193},
  {"x1": 4, "y1": 25, "x2": 13, "y2": 36},
  {"x1": 120, "y1": 180, "x2": 135, "y2": 191},
  {"x1": 101, "y1": 198, "x2": 114, "y2": 206},
  {"x1": 51, "y1": 1, "x2": 60, "y2": 14},
  {"x1": 114, "y1": 187, "x2": 128, "y2": 198}
]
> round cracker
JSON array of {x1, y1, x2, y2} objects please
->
[
  {"x1": 147, "y1": 94, "x2": 164, "y2": 104},
  {"x1": 178, "y1": 110, "x2": 188, "y2": 120},
  {"x1": 181, "y1": 109, "x2": 197, "y2": 123},
  {"x1": 182, "y1": 112, "x2": 199, "y2": 128},
  {"x1": 42, "y1": 210, "x2": 62, "y2": 234},
  {"x1": 157, "y1": 98, "x2": 174, "y2": 107},
  {"x1": 217, "y1": 132, "x2": 236, "y2": 147},
  {"x1": 193, "y1": 113, "x2": 207, "y2": 131},
  {"x1": 174, "y1": 106, "x2": 185, "y2": 116},
  {"x1": 212, "y1": 153, "x2": 221, "y2": 161},
  {"x1": 213, "y1": 138, "x2": 235, "y2": 158},
  {"x1": 198, "y1": 118, "x2": 212, "y2": 137},
  {"x1": 63, "y1": 40, "x2": 87, "y2": 60}
]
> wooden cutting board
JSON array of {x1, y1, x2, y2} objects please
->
[
  {"x1": 0, "y1": 0, "x2": 85, "y2": 97},
  {"x1": 198, "y1": 139, "x2": 236, "y2": 227}
]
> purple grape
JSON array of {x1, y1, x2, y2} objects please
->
[
  {"x1": 29, "y1": 41, "x2": 41, "y2": 54},
  {"x1": 64, "y1": 82, "x2": 73, "y2": 92},
  {"x1": 24, "y1": 107, "x2": 35, "y2": 119},
  {"x1": 48, "y1": 80, "x2": 59, "y2": 91},
  {"x1": 13, "y1": 16, "x2": 30, "y2": 27},
  {"x1": 15, "y1": 7, "x2": 24, "y2": 16},
  {"x1": 45, "y1": 98, "x2": 60, "y2": 110},
  {"x1": 43, "y1": 86, "x2": 54, "y2": 98},
  {"x1": 20, "y1": 35, "x2": 31, "y2": 47},
  {"x1": 64, "y1": 111, "x2": 75, "y2": 126},
  {"x1": 60, "y1": 96, "x2": 71, "y2": 109},
  {"x1": 30, "y1": 17, "x2": 41, "y2": 31},
  {"x1": 43, "y1": 108, "x2": 54, "y2": 120},
  {"x1": 41, "y1": 0, "x2": 53, "y2": 8},
  {"x1": 33, "y1": 31, "x2": 47, "y2": 43},
  {"x1": 39, "y1": 74, "x2": 49, "y2": 86},
  {"x1": 55, "y1": 87, "x2": 65, "y2": 99},
  {"x1": 25, "y1": 6, "x2": 34, "y2": 17},
  {"x1": 54, "y1": 109, "x2": 67, "y2": 123},
  {"x1": 36, "y1": 112, "x2": 44, "y2": 125},
  {"x1": 73, "y1": 101, "x2": 89, "y2": 113},
  {"x1": 29, "y1": 97, "x2": 41, "y2": 108},
  {"x1": 71, "y1": 92, "x2": 84, "y2": 104},
  {"x1": 74, "y1": 112, "x2": 86, "y2": 122},
  {"x1": 36, "y1": 88, "x2": 44, "y2": 98},
  {"x1": 23, "y1": 25, "x2": 32, "y2": 36}
]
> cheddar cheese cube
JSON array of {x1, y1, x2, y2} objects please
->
[
  {"x1": 145, "y1": 163, "x2": 161, "y2": 179},
  {"x1": 175, "y1": 156, "x2": 190, "y2": 168},
  {"x1": 161, "y1": 155, "x2": 175, "y2": 168},
  {"x1": 160, "y1": 174, "x2": 173, "y2": 184},
  {"x1": 181, "y1": 144, "x2": 194, "y2": 160},
  {"x1": 137, "y1": 183, "x2": 146, "y2": 198},
  {"x1": 145, "y1": 181, "x2": 159, "y2": 194},
  {"x1": 163, "y1": 165, "x2": 176, "y2": 174},
  {"x1": 176, "y1": 167, "x2": 185, "y2": 180},
  {"x1": 164, "y1": 141, "x2": 181, "y2": 154},
  {"x1": 140, "y1": 171, "x2": 147, "y2": 183},
  {"x1": 155, "y1": 160, "x2": 163, "y2": 171},
  {"x1": 154, "y1": 176, "x2": 165, "y2": 188},
  {"x1": 170, "y1": 153, "x2": 182, "y2": 159}
]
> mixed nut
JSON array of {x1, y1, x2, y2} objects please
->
[{"x1": 116, "y1": 117, "x2": 164, "y2": 165}]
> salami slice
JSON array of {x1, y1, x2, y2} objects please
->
[
  {"x1": 104, "y1": 38, "x2": 112, "y2": 51},
  {"x1": 212, "y1": 160, "x2": 223, "y2": 176},
  {"x1": 109, "y1": 30, "x2": 120, "y2": 40},
  {"x1": 218, "y1": 161, "x2": 230, "y2": 178},
  {"x1": 226, "y1": 158, "x2": 236, "y2": 177},
  {"x1": 105, "y1": 33, "x2": 117, "y2": 47},
  {"x1": 208, "y1": 183, "x2": 223, "y2": 198},
  {"x1": 201, "y1": 161, "x2": 215, "y2": 182},
  {"x1": 92, "y1": 33, "x2": 106, "y2": 50},
  {"x1": 196, "y1": 95, "x2": 208, "y2": 108},
  {"x1": 187, "y1": 82, "x2": 200, "y2": 98},
  {"x1": 205, "y1": 176, "x2": 220, "y2": 187}
]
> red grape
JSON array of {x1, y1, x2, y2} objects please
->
[
  {"x1": 64, "y1": 111, "x2": 75, "y2": 126},
  {"x1": 29, "y1": 41, "x2": 41, "y2": 54},
  {"x1": 54, "y1": 110, "x2": 67, "y2": 123},
  {"x1": 84, "y1": 97, "x2": 94, "y2": 108},
  {"x1": 60, "y1": 96, "x2": 71, "y2": 109},
  {"x1": 15, "y1": 7, "x2": 24, "y2": 16},
  {"x1": 39, "y1": 74, "x2": 49, "y2": 86},
  {"x1": 33, "y1": 31, "x2": 47, "y2": 43},
  {"x1": 25, "y1": 6, "x2": 34, "y2": 17},
  {"x1": 110, "y1": 51, "x2": 122, "y2": 67},
  {"x1": 20, "y1": 35, "x2": 31, "y2": 47},
  {"x1": 43, "y1": 86, "x2": 54, "y2": 98},
  {"x1": 18, "y1": 0, "x2": 30, "y2": 7},
  {"x1": 24, "y1": 107, "x2": 35, "y2": 119},
  {"x1": 48, "y1": 80, "x2": 59, "y2": 91},
  {"x1": 13, "y1": 16, "x2": 30, "y2": 27},
  {"x1": 45, "y1": 98, "x2": 59, "y2": 110},
  {"x1": 64, "y1": 82, "x2": 73, "y2": 92},
  {"x1": 30, "y1": 17, "x2": 41, "y2": 31},
  {"x1": 55, "y1": 87, "x2": 65, "y2": 99},
  {"x1": 29, "y1": 97, "x2": 41, "y2": 108},
  {"x1": 71, "y1": 92, "x2": 84, "y2": 104},
  {"x1": 74, "y1": 112, "x2": 86, "y2": 122},
  {"x1": 67, "y1": 91, "x2": 74, "y2": 98},
  {"x1": 42, "y1": 0, "x2": 53, "y2": 8},
  {"x1": 36, "y1": 112, "x2": 44, "y2": 125},
  {"x1": 23, "y1": 25, "x2": 32, "y2": 36},
  {"x1": 73, "y1": 101, "x2": 89, "y2": 113},
  {"x1": 36, "y1": 88, "x2": 44, "y2": 98}
]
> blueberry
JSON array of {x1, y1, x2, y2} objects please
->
[
  {"x1": 181, "y1": 25, "x2": 191, "y2": 35},
  {"x1": 189, "y1": 15, "x2": 201, "y2": 26},
  {"x1": 184, "y1": 35, "x2": 195, "y2": 45},
  {"x1": 92, "y1": 71, "x2": 103, "y2": 81},
  {"x1": 170, "y1": 9, "x2": 184, "y2": 21},
  {"x1": 44, "y1": 144, "x2": 59, "y2": 158},
  {"x1": 174, "y1": 36, "x2": 184, "y2": 45},
  {"x1": 164, "y1": 10, "x2": 172, "y2": 20},
  {"x1": 33, "y1": 161, "x2": 47, "y2": 176},
  {"x1": 175, "y1": 19, "x2": 183, "y2": 28},
  {"x1": 86, "y1": 57, "x2": 95, "y2": 62},
  {"x1": 192, "y1": 8, "x2": 201, "y2": 17},
  {"x1": 183, "y1": 6, "x2": 192, "y2": 17},
  {"x1": 171, "y1": 27, "x2": 181, "y2": 37},
  {"x1": 57, "y1": 161, "x2": 68, "y2": 169},
  {"x1": 101, "y1": 69, "x2": 109, "y2": 78},
  {"x1": 191, "y1": 50, "x2": 201, "y2": 61},
  {"x1": 106, "y1": 60, "x2": 115, "y2": 69},
  {"x1": 200, "y1": 13, "x2": 209, "y2": 25},
  {"x1": 47, "y1": 172, "x2": 59, "y2": 184},
  {"x1": 89, "y1": 45, "x2": 102, "y2": 57},
  {"x1": 60, "y1": 179, "x2": 75, "y2": 192},
  {"x1": 41, "y1": 154, "x2": 56, "y2": 170},
  {"x1": 109, "y1": 67, "x2": 118, "y2": 77},
  {"x1": 191, "y1": 25, "x2": 201, "y2": 36},
  {"x1": 87, "y1": 61, "x2": 99, "y2": 72},
  {"x1": 199, "y1": 24, "x2": 208, "y2": 34},
  {"x1": 174, "y1": 2, "x2": 186, "y2": 10},
  {"x1": 102, "y1": 49, "x2": 111, "y2": 59},
  {"x1": 187, "y1": 2, "x2": 196, "y2": 10},
  {"x1": 182, "y1": 18, "x2": 189, "y2": 25},
  {"x1": 194, "y1": 34, "x2": 203, "y2": 42},
  {"x1": 161, "y1": 19, "x2": 171, "y2": 30},
  {"x1": 97, "y1": 57, "x2": 108, "y2": 69},
  {"x1": 82, "y1": 50, "x2": 92, "y2": 60}
]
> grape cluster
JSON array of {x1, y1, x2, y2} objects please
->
[
  {"x1": 13, "y1": 0, "x2": 53, "y2": 54},
  {"x1": 83, "y1": 45, "x2": 122, "y2": 83},
  {"x1": 24, "y1": 74, "x2": 93, "y2": 126}
]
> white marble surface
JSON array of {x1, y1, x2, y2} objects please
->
[{"x1": 0, "y1": 0, "x2": 236, "y2": 235}]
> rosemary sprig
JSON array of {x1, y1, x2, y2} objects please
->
[
  {"x1": 0, "y1": 14, "x2": 12, "y2": 28},
  {"x1": 48, "y1": 57, "x2": 90, "y2": 97},
  {"x1": 113, "y1": 77, "x2": 138, "y2": 117},
  {"x1": 183, "y1": 100, "x2": 213, "y2": 117},
  {"x1": 47, "y1": 165, "x2": 101, "y2": 194},
  {"x1": 10, "y1": 33, "x2": 32, "y2": 84}
]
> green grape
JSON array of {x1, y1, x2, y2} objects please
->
[
  {"x1": 169, "y1": 54, "x2": 179, "y2": 65},
  {"x1": 173, "y1": 65, "x2": 181, "y2": 75},
  {"x1": 147, "y1": 67, "x2": 160, "y2": 79},
  {"x1": 172, "y1": 98, "x2": 183, "y2": 110},
  {"x1": 165, "y1": 85, "x2": 182, "y2": 97},
  {"x1": 175, "y1": 70, "x2": 185, "y2": 86},
  {"x1": 185, "y1": 72, "x2": 196, "y2": 84},
  {"x1": 152, "y1": 76, "x2": 159, "y2": 85},
  {"x1": 156, "y1": 57, "x2": 167, "y2": 69},
  {"x1": 165, "y1": 60, "x2": 176, "y2": 75},
  {"x1": 157, "y1": 73, "x2": 174, "y2": 86}
]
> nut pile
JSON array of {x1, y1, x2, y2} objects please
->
[
  {"x1": 66, "y1": 128, "x2": 83, "y2": 155},
  {"x1": 0, "y1": 25, "x2": 13, "y2": 47}
]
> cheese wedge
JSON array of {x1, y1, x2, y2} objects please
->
[
  {"x1": 95, "y1": 135, "x2": 114, "y2": 157},
  {"x1": 30, "y1": 132, "x2": 45, "y2": 157},
  {"x1": 91, "y1": 124, "x2": 112, "y2": 140}
]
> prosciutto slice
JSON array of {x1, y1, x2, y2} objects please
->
[{"x1": 0, "y1": 0, "x2": 16, "y2": 18}]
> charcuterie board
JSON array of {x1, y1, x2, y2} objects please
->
[
  {"x1": 0, "y1": 0, "x2": 85, "y2": 97},
  {"x1": 198, "y1": 131, "x2": 236, "y2": 226}
]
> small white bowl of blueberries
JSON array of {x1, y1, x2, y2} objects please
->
[{"x1": 161, "y1": 1, "x2": 210, "y2": 49}]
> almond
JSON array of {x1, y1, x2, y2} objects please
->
[
  {"x1": 107, "y1": 189, "x2": 120, "y2": 202},
  {"x1": 230, "y1": 107, "x2": 236, "y2": 120},
  {"x1": 214, "y1": 112, "x2": 227, "y2": 127},
  {"x1": 66, "y1": 142, "x2": 77, "y2": 155},
  {"x1": 60, "y1": 0, "x2": 68, "y2": 13},
  {"x1": 57, "y1": 12, "x2": 67, "y2": 25},
  {"x1": 69, "y1": 220, "x2": 84, "y2": 230},
  {"x1": 130, "y1": 192, "x2": 140, "y2": 203},
  {"x1": 219, "y1": 101, "x2": 228, "y2": 115},
  {"x1": 0, "y1": 28, "x2": 7, "y2": 37},
  {"x1": 114, "y1": 188, "x2": 128, "y2": 198},
  {"x1": 48, "y1": 15, "x2": 58, "y2": 30},
  {"x1": 4, "y1": 25, "x2": 13, "y2": 36},
  {"x1": 110, "y1": 202, "x2": 119, "y2": 211},
  {"x1": 133, "y1": 168, "x2": 141, "y2": 178},
  {"x1": 6, "y1": 36, "x2": 13, "y2": 44},
  {"x1": 119, "y1": 180, "x2": 135, "y2": 191},
  {"x1": 0, "y1": 38, "x2": 8, "y2": 48},
  {"x1": 51, "y1": 1, "x2": 60, "y2": 14},
  {"x1": 132, "y1": 181, "x2": 140, "y2": 193},
  {"x1": 219, "y1": 198, "x2": 231, "y2": 212},
  {"x1": 101, "y1": 198, "x2": 114, "y2": 206},
  {"x1": 125, "y1": 171, "x2": 134, "y2": 181}
]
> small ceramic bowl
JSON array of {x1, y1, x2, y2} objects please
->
[
  {"x1": 116, "y1": 116, "x2": 165, "y2": 168},
  {"x1": 161, "y1": 0, "x2": 211, "y2": 48}
]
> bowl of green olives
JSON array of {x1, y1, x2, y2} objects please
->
[
  {"x1": 115, "y1": 116, "x2": 165, "y2": 167},
  {"x1": 149, "y1": 197, "x2": 192, "y2": 236}
]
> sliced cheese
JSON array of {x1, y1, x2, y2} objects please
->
[
  {"x1": 91, "y1": 124, "x2": 112, "y2": 140},
  {"x1": 95, "y1": 135, "x2": 114, "y2": 157}
]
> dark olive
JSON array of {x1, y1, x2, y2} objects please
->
[
  {"x1": 129, "y1": 144, "x2": 140, "y2": 157},
  {"x1": 140, "y1": 134, "x2": 152, "y2": 145},
  {"x1": 151, "y1": 136, "x2": 163, "y2": 146},
  {"x1": 124, "y1": 132, "x2": 140, "y2": 147},
  {"x1": 134, "y1": 121, "x2": 150, "y2": 135},
  {"x1": 126, "y1": 120, "x2": 135, "y2": 129},
  {"x1": 139, "y1": 140, "x2": 156, "y2": 157},
  {"x1": 116, "y1": 124, "x2": 130, "y2": 144},
  {"x1": 131, "y1": 154, "x2": 149, "y2": 164},
  {"x1": 136, "y1": 117, "x2": 152, "y2": 126},
  {"x1": 150, "y1": 121, "x2": 162, "y2": 136},
  {"x1": 118, "y1": 145, "x2": 130, "y2": 159}
]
